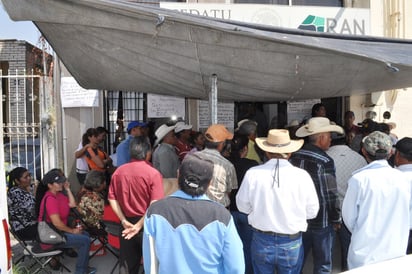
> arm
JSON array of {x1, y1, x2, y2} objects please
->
[
  {"x1": 64, "y1": 181, "x2": 77, "y2": 208},
  {"x1": 46, "y1": 197, "x2": 81, "y2": 234},
  {"x1": 108, "y1": 199, "x2": 133, "y2": 230},
  {"x1": 236, "y1": 174, "x2": 252, "y2": 215},
  {"x1": 341, "y1": 177, "x2": 359, "y2": 233},
  {"x1": 222, "y1": 217, "x2": 245, "y2": 274},
  {"x1": 75, "y1": 143, "x2": 91, "y2": 159},
  {"x1": 304, "y1": 174, "x2": 320, "y2": 220},
  {"x1": 142, "y1": 215, "x2": 158, "y2": 274},
  {"x1": 122, "y1": 200, "x2": 158, "y2": 240}
]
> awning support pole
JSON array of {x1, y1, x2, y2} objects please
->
[{"x1": 209, "y1": 74, "x2": 218, "y2": 124}]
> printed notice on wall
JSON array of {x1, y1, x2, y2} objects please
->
[
  {"x1": 287, "y1": 99, "x2": 320, "y2": 124},
  {"x1": 198, "y1": 100, "x2": 234, "y2": 130},
  {"x1": 61, "y1": 77, "x2": 99, "y2": 108},
  {"x1": 147, "y1": 94, "x2": 186, "y2": 118}
]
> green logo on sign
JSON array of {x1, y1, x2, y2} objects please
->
[{"x1": 298, "y1": 15, "x2": 325, "y2": 32}]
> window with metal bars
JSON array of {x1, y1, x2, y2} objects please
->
[{"x1": 105, "y1": 91, "x2": 146, "y2": 154}]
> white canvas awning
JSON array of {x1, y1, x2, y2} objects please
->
[{"x1": 3, "y1": 0, "x2": 412, "y2": 101}]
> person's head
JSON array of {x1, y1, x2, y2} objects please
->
[
  {"x1": 311, "y1": 103, "x2": 326, "y2": 117},
  {"x1": 190, "y1": 131, "x2": 205, "y2": 150},
  {"x1": 35, "y1": 168, "x2": 67, "y2": 216},
  {"x1": 82, "y1": 127, "x2": 97, "y2": 146},
  {"x1": 377, "y1": 123, "x2": 390, "y2": 135},
  {"x1": 84, "y1": 170, "x2": 106, "y2": 192},
  {"x1": 361, "y1": 131, "x2": 392, "y2": 162},
  {"x1": 42, "y1": 168, "x2": 67, "y2": 190},
  {"x1": 154, "y1": 124, "x2": 177, "y2": 146},
  {"x1": 204, "y1": 124, "x2": 234, "y2": 152},
  {"x1": 360, "y1": 118, "x2": 378, "y2": 136},
  {"x1": 394, "y1": 137, "x2": 412, "y2": 166},
  {"x1": 237, "y1": 120, "x2": 257, "y2": 140},
  {"x1": 127, "y1": 121, "x2": 147, "y2": 137},
  {"x1": 8, "y1": 167, "x2": 31, "y2": 189},
  {"x1": 295, "y1": 117, "x2": 343, "y2": 151},
  {"x1": 95, "y1": 126, "x2": 108, "y2": 143},
  {"x1": 178, "y1": 153, "x2": 214, "y2": 197},
  {"x1": 174, "y1": 122, "x2": 192, "y2": 141},
  {"x1": 256, "y1": 129, "x2": 303, "y2": 160},
  {"x1": 230, "y1": 133, "x2": 249, "y2": 160},
  {"x1": 130, "y1": 136, "x2": 152, "y2": 161},
  {"x1": 344, "y1": 111, "x2": 355, "y2": 126}
]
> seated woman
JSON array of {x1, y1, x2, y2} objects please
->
[
  {"x1": 7, "y1": 167, "x2": 37, "y2": 240},
  {"x1": 35, "y1": 168, "x2": 95, "y2": 274},
  {"x1": 77, "y1": 170, "x2": 106, "y2": 234}
]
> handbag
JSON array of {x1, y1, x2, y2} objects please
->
[{"x1": 37, "y1": 196, "x2": 66, "y2": 245}]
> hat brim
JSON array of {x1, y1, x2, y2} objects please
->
[
  {"x1": 255, "y1": 138, "x2": 304, "y2": 154},
  {"x1": 295, "y1": 124, "x2": 343, "y2": 137},
  {"x1": 154, "y1": 125, "x2": 176, "y2": 147}
]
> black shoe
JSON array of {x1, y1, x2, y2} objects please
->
[
  {"x1": 65, "y1": 248, "x2": 78, "y2": 258},
  {"x1": 49, "y1": 256, "x2": 61, "y2": 270}
]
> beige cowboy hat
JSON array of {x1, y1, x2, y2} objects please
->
[
  {"x1": 295, "y1": 117, "x2": 343, "y2": 137},
  {"x1": 256, "y1": 129, "x2": 303, "y2": 154}
]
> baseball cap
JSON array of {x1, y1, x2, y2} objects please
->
[
  {"x1": 42, "y1": 169, "x2": 67, "y2": 186},
  {"x1": 205, "y1": 124, "x2": 233, "y2": 142},
  {"x1": 127, "y1": 121, "x2": 147, "y2": 133},
  {"x1": 362, "y1": 131, "x2": 392, "y2": 156},
  {"x1": 179, "y1": 153, "x2": 214, "y2": 189},
  {"x1": 395, "y1": 137, "x2": 412, "y2": 156}
]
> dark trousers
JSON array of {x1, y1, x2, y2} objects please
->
[
  {"x1": 407, "y1": 230, "x2": 412, "y2": 254},
  {"x1": 119, "y1": 216, "x2": 143, "y2": 274},
  {"x1": 302, "y1": 225, "x2": 334, "y2": 274},
  {"x1": 76, "y1": 172, "x2": 87, "y2": 186},
  {"x1": 337, "y1": 223, "x2": 351, "y2": 271}
]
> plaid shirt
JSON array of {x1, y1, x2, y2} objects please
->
[
  {"x1": 196, "y1": 148, "x2": 238, "y2": 207},
  {"x1": 290, "y1": 143, "x2": 341, "y2": 229}
]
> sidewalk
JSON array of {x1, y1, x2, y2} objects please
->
[{"x1": 12, "y1": 235, "x2": 342, "y2": 273}]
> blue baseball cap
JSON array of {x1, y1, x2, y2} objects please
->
[{"x1": 127, "y1": 121, "x2": 147, "y2": 133}]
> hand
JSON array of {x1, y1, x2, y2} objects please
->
[
  {"x1": 63, "y1": 181, "x2": 71, "y2": 190},
  {"x1": 71, "y1": 227, "x2": 82, "y2": 234},
  {"x1": 333, "y1": 223, "x2": 341, "y2": 231},
  {"x1": 122, "y1": 223, "x2": 142, "y2": 240}
]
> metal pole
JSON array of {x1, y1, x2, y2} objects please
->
[{"x1": 209, "y1": 74, "x2": 218, "y2": 125}]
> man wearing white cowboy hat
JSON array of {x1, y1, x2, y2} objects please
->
[
  {"x1": 237, "y1": 129, "x2": 319, "y2": 274},
  {"x1": 152, "y1": 123, "x2": 179, "y2": 178},
  {"x1": 290, "y1": 117, "x2": 343, "y2": 274}
]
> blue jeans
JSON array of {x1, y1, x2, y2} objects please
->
[
  {"x1": 231, "y1": 211, "x2": 253, "y2": 274},
  {"x1": 302, "y1": 225, "x2": 334, "y2": 274},
  {"x1": 251, "y1": 230, "x2": 303, "y2": 274},
  {"x1": 58, "y1": 232, "x2": 91, "y2": 274}
]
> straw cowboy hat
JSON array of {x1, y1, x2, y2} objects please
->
[
  {"x1": 295, "y1": 117, "x2": 343, "y2": 137},
  {"x1": 154, "y1": 124, "x2": 176, "y2": 146},
  {"x1": 256, "y1": 129, "x2": 303, "y2": 154}
]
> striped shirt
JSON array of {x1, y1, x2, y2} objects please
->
[
  {"x1": 290, "y1": 143, "x2": 341, "y2": 229},
  {"x1": 195, "y1": 149, "x2": 238, "y2": 207}
]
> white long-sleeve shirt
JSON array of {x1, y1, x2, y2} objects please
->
[
  {"x1": 236, "y1": 158, "x2": 319, "y2": 234},
  {"x1": 342, "y1": 160, "x2": 411, "y2": 269},
  {"x1": 396, "y1": 163, "x2": 412, "y2": 228}
]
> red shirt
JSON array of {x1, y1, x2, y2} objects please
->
[
  {"x1": 175, "y1": 139, "x2": 192, "y2": 161},
  {"x1": 108, "y1": 160, "x2": 164, "y2": 217}
]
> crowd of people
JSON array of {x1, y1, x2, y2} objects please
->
[{"x1": 6, "y1": 105, "x2": 412, "y2": 274}]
